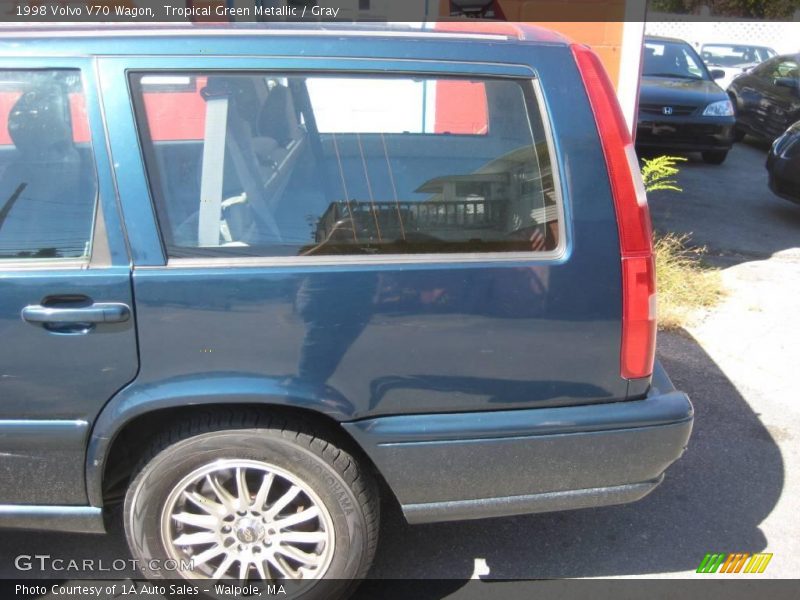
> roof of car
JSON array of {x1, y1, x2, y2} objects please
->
[
  {"x1": 644, "y1": 35, "x2": 691, "y2": 45},
  {"x1": 0, "y1": 21, "x2": 571, "y2": 47},
  {"x1": 702, "y1": 43, "x2": 775, "y2": 49}
]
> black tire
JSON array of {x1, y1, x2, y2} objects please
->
[
  {"x1": 702, "y1": 150, "x2": 729, "y2": 165},
  {"x1": 123, "y1": 411, "x2": 379, "y2": 600},
  {"x1": 732, "y1": 127, "x2": 746, "y2": 142}
]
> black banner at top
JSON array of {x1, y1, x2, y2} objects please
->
[{"x1": 0, "y1": 0, "x2": 799, "y2": 24}]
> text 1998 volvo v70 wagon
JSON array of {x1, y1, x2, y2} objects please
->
[{"x1": 0, "y1": 23, "x2": 692, "y2": 597}]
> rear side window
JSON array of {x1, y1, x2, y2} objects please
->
[
  {"x1": 769, "y1": 59, "x2": 800, "y2": 79},
  {"x1": 0, "y1": 70, "x2": 97, "y2": 261},
  {"x1": 131, "y1": 72, "x2": 560, "y2": 259}
]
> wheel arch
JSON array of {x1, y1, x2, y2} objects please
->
[
  {"x1": 728, "y1": 89, "x2": 744, "y2": 117},
  {"x1": 85, "y1": 376, "x2": 388, "y2": 509}
]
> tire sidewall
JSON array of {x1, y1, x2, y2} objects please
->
[{"x1": 124, "y1": 429, "x2": 368, "y2": 598}]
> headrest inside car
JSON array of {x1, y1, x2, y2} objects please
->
[{"x1": 8, "y1": 87, "x2": 75, "y2": 161}]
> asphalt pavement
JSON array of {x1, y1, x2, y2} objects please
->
[{"x1": 2, "y1": 139, "x2": 798, "y2": 597}]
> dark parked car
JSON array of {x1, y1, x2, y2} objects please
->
[
  {"x1": 728, "y1": 53, "x2": 800, "y2": 142},
  {"x1": 637, "y1": 36, "x2": 735, "y2": 164},
  {"x1": 0, "y1": 24, "x2": 693, "y2": 597},
  {"x1": 767, "y1": 120, "x2": 800, "y2": 204}
]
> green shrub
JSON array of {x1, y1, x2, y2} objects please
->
[{"x1": 640, "y1": 156, "x2": 724, "y2": 329}]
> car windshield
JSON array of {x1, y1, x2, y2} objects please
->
[
  {"x1": 643, "y1": 41, "x2": 707, "y2": 80},
  {"x1": 702, "y1": 44, "x2": 776, "y2": 67}
]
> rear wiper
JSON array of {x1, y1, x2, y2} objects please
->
[{"x1": 0, "y1": 183, "x2": 27, "y2": 233}]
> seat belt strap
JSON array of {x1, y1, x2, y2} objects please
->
[
  {"x1": 197, "y1": 96, "x2": 229, "y2": 247},
  {"x1": 226, "y1": 124, "x2": 283, "y2": 242}
]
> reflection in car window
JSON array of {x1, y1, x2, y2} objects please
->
[
  {"x1": 644, "y1": 41, "x2": 707, "y2": 80},
  {"x1": 306, "y1": 78, "x2": 489, "y2": 135},
  {"x1": 131, "y1": 73, "x2": 560, "y2": 259},
  {"x1": 771, "y1": 59, "x2": 800, "y2": 79},
  {"x1": 0, "y1": 70, "x2": 96, "y2": 260},
  {"x1": 750, "y1": 58, "x2": 777, "y2": 78}
]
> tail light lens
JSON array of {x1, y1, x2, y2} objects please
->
[{"x1": 571, "y1": 43, "x2": 656, "y2": 380}]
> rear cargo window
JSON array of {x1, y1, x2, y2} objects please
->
[{"x1": 131, "y1": 73, "x2": 560, "y2": 259}]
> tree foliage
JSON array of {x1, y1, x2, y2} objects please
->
[{"x1": 649, "y1": 0, "x2": 800, "y2": 18}]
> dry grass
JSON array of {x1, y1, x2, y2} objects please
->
[{"x1": 654, "y1": 232, "x2": 725, "y2": 330}]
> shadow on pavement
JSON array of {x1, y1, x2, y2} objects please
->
[
  {"x1": 357, "y1": 329, "x2": 783, "y2": 589},
  {"x1": 763, "y1": 202, "x2": 800, "y2": 229}
]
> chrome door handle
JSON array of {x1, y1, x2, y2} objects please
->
[{"x1": 21, "y1": 303, "x2": 131, "y2": 324}]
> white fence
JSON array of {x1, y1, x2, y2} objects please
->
[{"x1": 645, "y1": 17, "x2": 800, "y2": 55}]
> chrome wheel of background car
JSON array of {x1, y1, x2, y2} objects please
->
[{"x1": 160, "y1": 459, "x2": 335, "y2": 582}]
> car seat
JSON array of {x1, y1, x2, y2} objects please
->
[{"x1": 0, "y1": 86, "x2": 94, "y2": 259}]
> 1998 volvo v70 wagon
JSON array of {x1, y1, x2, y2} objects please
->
[{"x1": 0, "y1": 23, "x2": 692, "y2": 597}]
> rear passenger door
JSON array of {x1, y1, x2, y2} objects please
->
[
  {"x1": 735, "y1": 61, "x2": 773, "y2": 130},
  {"x1": 99, "y1": 52, "x2": 627, "y2": 422},
  {"x1": 0, "y1": 60, "x2": 138, "y2": 505}
]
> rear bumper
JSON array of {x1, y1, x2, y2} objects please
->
[
  {"x1": 768, "y1": 174, "x2": 800, "y2": 204},
  {"x1": 636, "y1": 117, "x2": 734, "y2": 152},
  {"x1": 767, "y1": 154, "x2": 800, "y2": 204},
  {"x1": 344, "y1": 362, "x2": 693, "y2": 524}
]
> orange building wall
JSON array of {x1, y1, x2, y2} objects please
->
[
  {"x1": 502, "y1": 0, "x2": 627, "y2": 89},
  {"x1": 440, "y1": 0, "x2": 628, "y2": 90},
  {"x1": 531, "y1": 21, "x2": 626, "y2": 87}
]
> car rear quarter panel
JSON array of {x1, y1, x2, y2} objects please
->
[{"x1": 87, "y1": 40, "x2": 624, "y2": 502}]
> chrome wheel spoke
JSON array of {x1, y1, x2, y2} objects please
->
[
  {"x1": 266, "y1": 554, "x2": 293, "y2": 579},
  {"x1": 276, "y1": 544, "x2": 323, "y2": 569},
  {"x1": 265, "y1": 485, "x2": 301, "y2": 519},
  {"x1": 173, "y1": 531, "x2": 218, "y2": 546},
  {"x1": 183, "y1": 490, "x2": 226, "y2": 516},
  {"x1": 238, "y1": 559, "x2": 250, "y2": 582},
  {"x1": 252, "y1": 472, "x2": 274, "y2": 511},
  {"x1": 191, "y1": 545, "x2": 226, "y2": 567},
  {"x1": 235, "y1": 467, "x2": 250, "y2": 512},
  {"x1": 254, "y1": 558, "x2": 269, "y2": 581},
  {"x1": 206, "y1": 473, "x2": 236, "y2": 512},
  {"x1": 212, "y1": 553, "x2": 236, "y2": 580},
  {"x1": 275, "y1": 506, "x2": 319, "y2": 530},
  {"x1": 279, "y1": 530, "x2": 328, "y2": 545},
  {"x1": 172, "y1": 512, "x2": 217, "y2": 530}
]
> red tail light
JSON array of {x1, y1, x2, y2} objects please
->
[{"x1": 571, "y1": 44, "x2": 656, "y2": 380}]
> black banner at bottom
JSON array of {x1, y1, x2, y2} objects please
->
[{"x1": 2, "y1": 579, "x2": 799, "y2": 600}]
